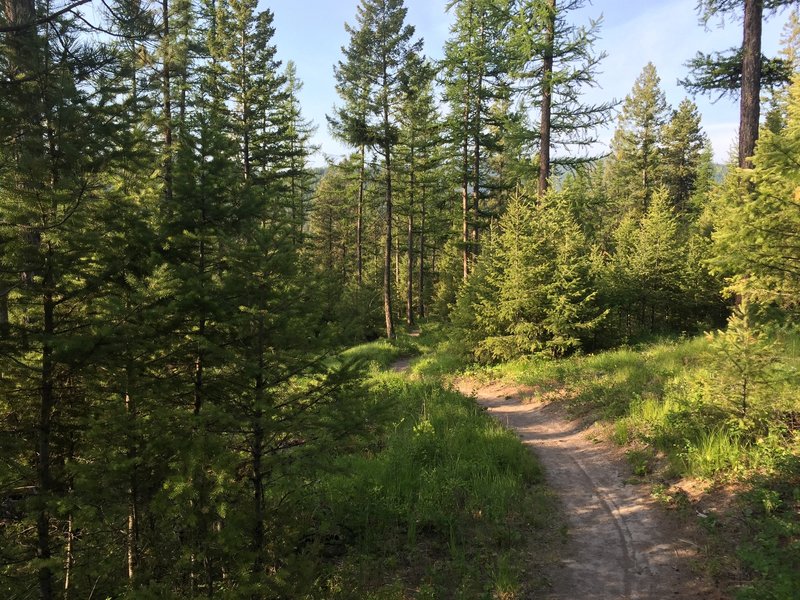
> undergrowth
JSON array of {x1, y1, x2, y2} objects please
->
[{"x1": 306, "y1": 331, "x2": 560, "y2": 598}]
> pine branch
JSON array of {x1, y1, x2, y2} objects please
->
[{"x1": 0, "y1": 0, "x2": 93, "y2": 33}]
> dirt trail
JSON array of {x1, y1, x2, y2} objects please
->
[
  {"x1": 455, "y1": 379, "x2": 717, "y2": 600},
  {"x1": 390, "y1": 356, "x2": 413, "y2": 372}
]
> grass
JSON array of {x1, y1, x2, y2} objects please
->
[
  {"x1": 330, "y1": 326, "x2": 800, "y2": 598},
  {"x1": 304, "y1": 331, "x2": 561, "y2": 599},
  {"x1": 479, "y1": 333, "x2": 800, "y2": 599},
  {"x1": 340, "y1": 335, "x2": 420, "y2": 370}
]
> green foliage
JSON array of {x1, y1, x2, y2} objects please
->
[
  {"x1": 659, "y1": 99, "x2": 714, "y2": 213},
  {"x1": 680, "y1": 47, "x2": 792, "y2": 100},
  {"x1": 509, "y1": 0, "x2": 616, "y2": 171},
  {"x1": 309, "y1": 373, "x2": 557, "y2": 598},
  {"x1": 711, "y1": 74, "x2": 800, "y2": 313},
  {"x1": 442, "y1": 0, "x2": 516, "y2": 265},
  {"x1": 0, "y1": 1, "x2": 369, "y2": 596},
  {"x1": 431, "y1": 235, "x2": 467, "y2": 318},
  {"x1": 455, "y1": 189, "x2": 605, "y2": 361},
  {"x1": 607, "y1": 62, "x2": 670, "y2": 213},
  {"x1": 735, "y1": 470, "x2": 800, "y2": 600},
  {"x1": 706, "y1": 303, "x2": 786, "y2": 432},
  {"x1": 604, "y1": 190, "x2": 687, "y2": 336}
]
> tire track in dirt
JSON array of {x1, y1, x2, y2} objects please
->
[{"x1": 455, "y1": 379, "x2": 717, "y2": 600}]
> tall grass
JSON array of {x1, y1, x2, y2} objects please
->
[
  {"x1": 682, "y1": 428, "x2": 745, "y2": 478},
  {"x1": 306, "y1": 337, "x2": 559, "y2": 598}
]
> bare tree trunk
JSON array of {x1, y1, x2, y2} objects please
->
[
  {"x1": 406, "y1": 150, "x2": 415, "y2": 326},
  {"x1": 395, "y1": 225, "x2": 400, "y2": 290},
  {"x1": 472, "y1": 57, "x2": 483, "y2": 256},
  {"x1": 162, "y1": 0, "x2": 173, "y2": 203},
  {"x1": 63, "y1": 512, "x2": 74, "y2": 600},
  {"x1": 406, "y1": 212, "x2": 414, "y2": 326},
  {"x1": 539, "y1": 0, "x2": 555, "y2": 197},
  {"x1": 357, "y1": 145, "x2": 365, "y2": 288},
  {"x1": 739, "y1": 0, "x2": 763, "y2": 169},
  {"x1": 383, "y1": 98, "x2": 395, "y2": 337},
  {"x1": 462, "y1": 74, "x2": 471, "y2": 282},
  {"x1": 38, "y1": 262, "x2": 55, "y2": 600},
  {"x1": 418, "y1": 188, "x2": 425, "y2": 319}
]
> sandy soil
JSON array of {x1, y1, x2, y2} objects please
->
[{"x1": 454, "y1": 379, "x2": 721, "y2": 600}]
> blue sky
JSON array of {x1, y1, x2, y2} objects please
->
[{"x1": 261, "y1": 0, "x2": 789, "y2": 167}]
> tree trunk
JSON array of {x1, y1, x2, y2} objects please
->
[
  {"x1": 38, "y1": 48, "x2": 59, "y2": 594},
  {"x1": 0, "y1": 291, "x2": 9, "y2": 338},
  {"x1": 539, "y1": 0, "x2": 555, "y2": 197},
  {"x1": 383, "y1": 82, "x2": 395, "y2": 337},
  {"x1": 418, "y1": 188, "x2": 425, "y2": 318},
  {"x1": 162, "y1": 0, "x2": 173, "y2": 204},
  {"x1": 357, "y1": 145, "x2": 364, "y2": 288},
  {"x1": 462, "y1": 74, "x2": 471, "y2": 282},
  {"x1": 251, "y1": 304, "x2": 266, "y2": 577},
  {"x1": 240, "y1": 28, "x2": 250, "y2": 181},
  {"x1": 406, "y1": 151, "x2": 415, "y2": 326},
  {"x1": 739, "y1": 0, "x2": 763, "y2": 169},
  {"x1": 63, "y1": 512, "x2": 74, "y2": 600},
  {"x1": 124, "y1": 364, "x2": 139, "y2": 582},
  {"x1": 406, "y1": 213, "x2": 414, "y2": 326},
  {"x1": 385, "y1": 158, "x2": 395, "y2": 338},
  {"x1": 472, "y1": 67, "x2": 482, "y2": 258},
  {"x1": 38, "y1": 259, "x2": 55, "y2": 600},
  {"x1": 395, "y1": 226, "x2": 400, "y2": 290},
  {"x1": 251, "y1": 416, "x2": 264, "y2": 573}
]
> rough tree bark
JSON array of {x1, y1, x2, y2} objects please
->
[
  {"x1": 406, "y1": 146, "x2": 415, "y2": 326},
  {"x1": 539, "y1": 0, "x2": 555, "y2": 196},
  {"x1": 739, "y1": 0, "x2": 763, "y2": 168},
  {"x1": 161, "y1": 0, "x2": 173, "y2": 203}
]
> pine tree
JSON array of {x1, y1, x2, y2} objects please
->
[
  {"x1": 248, "y1": 8, "x2": 287, "y2": 185},
  {"x1": 541, "y1": 200, "x2": 606, "y2": 356},
  {"x1": 275, "y1": 61, "x2": 318, "y2": 242},
  {"x1": 510, "y1": 0, "x2": 615, "y2": 195},
  {"x1": 764, "y1": 9, "x2": 800, "y2": 134},
  {"x1": 330, "y1": 12, "x2": 372, "y2": 288},
  {"x1": 607, "y1": 63, "x2": 669, "y2": 214},
  {"x1": 608, "y1": 190, "x2": 685, "y2": 335},
  {"x1": 333, "y1": 0, "x2": 420, "y2": 338},
  {"x1": 681, "y1": 0, "x2": 794, "y2": 168},
  {"x1": 396, "y1": 53, "x2": 442, "y2": 325},
  {"x1": 455, "y1": 188, "x2": 605, "y2": 360},
  {"x1": 0, "y1": 4, "x2": 143, "y2": 596},
  {"x1": 226, "y1": 0, "x2": 262, "y2": 180},
  {"x1": 712, "y1": 74, "x2": 800, "y2": 312},
  {"x1": 659, "y1": 98, "x2": 713, "y2": 213},
  {"x1": 442, "y1": 0, "x2": 513, "y2": 279}
]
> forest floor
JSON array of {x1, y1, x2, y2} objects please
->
[{"x1": 451, "y1": 377, "x2": 719, "y2": 600}]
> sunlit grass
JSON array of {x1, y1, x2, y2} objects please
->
[{"x1": 308, "y1": 333, "x2": 559, "y2": 598}]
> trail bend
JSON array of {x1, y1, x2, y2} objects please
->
[{"x1": 455, "y1": 379, "x2": 718, "y2": 600}]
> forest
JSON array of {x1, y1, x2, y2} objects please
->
[{"x1": 1, "y1": 0, "x2": 799, "y2": 598}]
